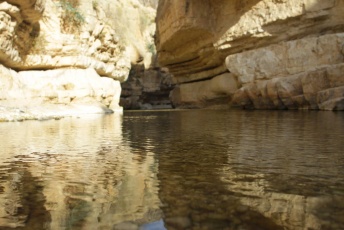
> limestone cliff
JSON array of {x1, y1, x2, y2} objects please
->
[
  {"x1": 0, "y1": 0, "x2": 157, "y2": 121},
  {"x1": 156, "y1": 0, "x2": 344, "y2": 110}
]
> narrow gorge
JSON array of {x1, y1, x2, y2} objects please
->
[
  {"x1": 1, "y1": 0, "x2": 344, "y2": 121},
  {"x1": 1, "y1": 1, "x2": 344, "y2": 229}
]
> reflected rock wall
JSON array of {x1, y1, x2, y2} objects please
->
[
  {"x1": 151, "y1": 110, "x2": 344, "y2": 229},
  {"x1": 0, "y1": 115, "x2": 161, "y2": 229}
]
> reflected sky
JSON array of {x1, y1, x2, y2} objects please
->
[{"x1": 0, "y1": 110, "x2": 344, "y2": 229}]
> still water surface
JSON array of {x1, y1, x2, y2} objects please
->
[{"x1": 0, "y1": 110, "x2": 343, "y2": 230}]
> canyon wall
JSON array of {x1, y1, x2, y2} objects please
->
[
  {"x1": 0, "y1": 0, "x2": 156, "y2": 121},
  {"x1": 120, "y1": 65, "x2": 174, "y2": 110},
  {"x1": 156, "y1": 0, "x2": 344, "y2": 110}
]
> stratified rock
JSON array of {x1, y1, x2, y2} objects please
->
[
  {"x1": 317, "y1": 86, "x2": 344, "y2": 110},
  {"x1": 0, "y1": 65, "x2": 121, "y2": 121},
  {"x1": 170, "y1": 73, "x2": 238, "y2": 108},
  {"x1": 0, "y1": 0, "x2": 157, "y2": 120},
  {"x1": 0, "y1": 0, "x2": 42, "y2": 66},
  {"x1": 156, "y1": 0, "x2": 344, "y2": 110},
  {"x1": 6, "y1": 0, "x2": 44, "y2": 23}
]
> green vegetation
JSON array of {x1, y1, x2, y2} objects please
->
[
  {"x1": 146, "y1": 42, "x2": 156, "y2": 55},
  {"x1": 58, "y1": 0, "x2": 85, "y2": 33}
]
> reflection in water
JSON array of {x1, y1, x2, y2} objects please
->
[
  {"x1": 123, "y1": 110, "x2": 344, "y2": 230},
  {"x1": 0, "y1": 115, "x2": 162, "y2": 229},
  {"x1": 0, "y1": 110, "x2": 344, "y2": 229},
  {"x1": 0, "y1": 161, "x2": 51, "y2": 229}
]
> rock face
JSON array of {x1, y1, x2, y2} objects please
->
[
  {"x1": 0, "y1": 66, "x2": 121, "y2": 121},
  {"x1": 120, "y1": 65, "x2": 174, "y2": 110},
  {"x1": 0, "y1": 0, "x2": 156, "y2": 121},
  {"x1": 156, "y1": 0, "x2": 344, "y2": 110},
  {"x1": 170, "y1": 73, "x2": 238, "y2": 108}
]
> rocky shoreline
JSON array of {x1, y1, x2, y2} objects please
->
[{"x1": 0, "y1": 103, "x2": 121, "y2": 122}]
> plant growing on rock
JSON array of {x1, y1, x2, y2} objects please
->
[
  {"x1": 146, "y1": 42, "x2": 156, "y2": 55},
  {"x1": 58, "y1": 0, "x2": 85, "y2": 33}
]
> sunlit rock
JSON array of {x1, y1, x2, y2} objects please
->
[
  {"x1": 156, "y1": 0, "x2": 344, "y2": 110},
  {"x1": 0, "y1": 0, "x2": 157, "y2": 120},
  {"x1": 0, "y1": 65, "x2": 123, "y2": 121}
]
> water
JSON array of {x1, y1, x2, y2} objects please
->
[{"x1": 0, "y1": 110, "x2": 343, "y2": 230}]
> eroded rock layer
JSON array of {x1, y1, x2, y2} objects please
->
[
  {"x1": 0, "y1": 0, "x2": 156, "y2": 121},
  {"x1": 156, "y1": 0, "x2": 344, "y2": 110}
]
